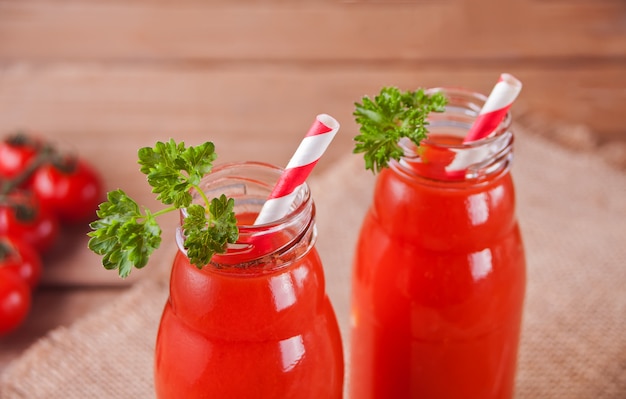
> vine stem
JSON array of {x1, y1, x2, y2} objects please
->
[{"x1": 0, "y1": 145, "x2": 58, "y2": 195}]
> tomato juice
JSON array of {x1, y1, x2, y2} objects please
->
[
  {"x1": 154, "y1": 163, "x2": 344, "y2": 399},
  {"x1": 349, "y1": 93, "x2": 526, "y2": 399}
]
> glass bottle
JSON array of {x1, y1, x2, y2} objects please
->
[
  {"x1": 155, "y1": 162, "x2": 344, "y2": 398},
  {"x1": 349, "y1": 88, "x2": 526, "y2": 398}
]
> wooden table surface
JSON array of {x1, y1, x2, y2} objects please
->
[{"x1": 1, "y1": 0, "x2": 625, "y2": 375}]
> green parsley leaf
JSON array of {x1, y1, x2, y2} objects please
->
[
  {"x1": 138, "y1": 139, "x2": 217, "y2": 208},
  {"x1": 88, "y1": 141, "x2": 238, "y2": 278},
  {"x1": 182, "y1": 195, "x2": 238, "y2": 267},
  {"x1": 88, "y1": 189, "x2": 162, "y2": 278},
  {"x1": 353, "y1": 87, "x2": 447, "y2": 173}
]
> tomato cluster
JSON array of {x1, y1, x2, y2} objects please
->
[{"x1": 0, "y1": 132, "x2": 103, "y2": 335}]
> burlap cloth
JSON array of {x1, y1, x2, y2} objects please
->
[{"x1": 1, "y1": 122, "x2": 625, "y2": 398}]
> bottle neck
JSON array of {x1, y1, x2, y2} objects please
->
[
  {"x1": 175, "y1": 162, "x2": 317, "y2": 275},
  {"x1": 391, "y1": 88, "x2": 514, "y2": 187}
]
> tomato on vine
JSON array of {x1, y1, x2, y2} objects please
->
[
  {"x1": 0, "y1": 236, "x2": 43, "y2": 289},
  {"x1": 0, "y1": 133, "x2": 42, "y2": 181},
  {"x1": 0, "y1": 266, "x2": 31, "y2": 336},
  {"x1": 31, "y1": 156, "x2": 104, "y2": 224},
  {"x1": 0, "y1": 191, "x2": 60, "y2": 252}
]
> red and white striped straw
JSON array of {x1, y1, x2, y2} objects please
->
[
  {"x1": 254, "y1": 114, "x2": 340, "y2": 225},
  {"x1": 463, "y1": 73, "x2": 523, "y2": 143}
]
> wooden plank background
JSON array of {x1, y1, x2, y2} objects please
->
[
  {"x1": 1, "y1": 0, "x2": 625, "y2": 140},
  {"x1": 0, "y1": 0, "x2": 625, "y2": 375}
]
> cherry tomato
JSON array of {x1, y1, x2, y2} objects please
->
[
  {"x1": 0, "y1": 267, "x2": 31, "y2": 336},
  {"x1": 31, "y1": 157, "x2": 103, "y2": 224},
  {"x1": 0, "y1": 191, "x2": 59, "y2": 252},
  {"x1": 0, "y1": 236, "x2": 43, "y2": 289},
  {"x1": 0, "y1": 133, "x2": 41, "y2": 180}
]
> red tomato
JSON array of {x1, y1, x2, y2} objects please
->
[
  {"x1": 31, "y1": 157, "x2": 104, "y2": 224},
  {"x1": 0, "y1": 133, "x2": 41, "y2": 180},
  {"x1": 0, "y1": 267, "x2": 31, "y2": 336},
  {"x1": 0, "y1": 191, "x2": 59, "y2": 252},
  {"x1": 0, "y1": 236, "x2": 43, "y2": 289}
]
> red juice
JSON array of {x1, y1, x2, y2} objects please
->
[
  {"x1": 154, "y1": 163, "x2": 344, "y2": 398},
  {"x1": 349, "y1": 91, "x2": 526, "y2": 399}
]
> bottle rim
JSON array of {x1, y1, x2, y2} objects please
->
[
  {"x1": 392, "y1": 87, "x2": 514, "y2": 184},
  {"x1": 176, "y1": 161, "x2": 317, "y2": 272},
  {"x1": 423, "y1": 87, "x2": 512, "y2": 148}
]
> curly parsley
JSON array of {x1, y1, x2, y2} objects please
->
[
  {"x1": 353, "y1": 87, "x2": 447, "y2": 173},
  {"x1": 87, "y1": 139, "x2": 238, "y2": 278}
]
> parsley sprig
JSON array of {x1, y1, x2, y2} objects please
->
[
  {"x1": 87, "y1": 139, "x2": 238, "y2": 278},
  {"x1": 353, "y1": 87, "x2": 447, "y2": 173}
]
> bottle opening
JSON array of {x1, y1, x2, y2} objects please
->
[
  {"x1": 176, "y1": 162, "x2": 316, "y2": 272},
  {"x1": 395, "y1": 88, "x2": 514, "y2": 184}
]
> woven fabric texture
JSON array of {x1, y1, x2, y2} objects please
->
[{"x1": 1, "y1": 124, "x2": 624, "y2": 398}]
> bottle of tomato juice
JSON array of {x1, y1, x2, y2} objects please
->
[
  {"x1": 155, "y1": 162, "x2": 344, "y2": 399},
  {"x1": 349, "y1": 88, "x2": 527, "y2": 398}
]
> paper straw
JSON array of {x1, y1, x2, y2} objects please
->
[
  {"x1": 440, "y1": 74, "x2": 522, "y2": 178},
  {"x1": 463, "y1": 73, "x2": 523, "y2": 143},
  {"x1": 254, "y1": 114, "x2": 340, "y2": 225}
]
